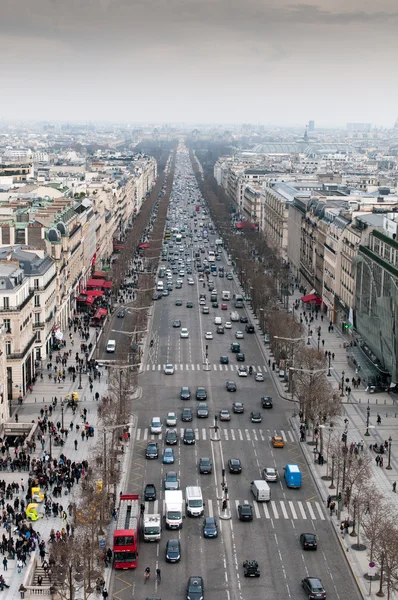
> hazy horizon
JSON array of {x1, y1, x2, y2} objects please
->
[{"x1": 1, "y1": 0, "x2": 397, "y2": 127}]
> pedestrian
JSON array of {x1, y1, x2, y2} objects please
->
[
  {"x1": 380, "y1": 457, "x2": 384, "y2": 467},
  {"x1": 17, "y1": 559, "x2": 23, "y2": 574},
  {"x1": 376, "y1": 455, "x2": 380, "y2": 466},
  {"x1": 329, "y1": 501, "x2": 335, "y2": 515},
  {"x1": 393, "y1": 482, "x2": 397, "y2": 493},
  {"x1": 74, "y1": 440, "x2": 78, "y2": 450},
  {"x1": 327, "y1": 495, "x2": 331, "y2": 508},
  {"x1": 377, "y1": 414, "x2": 382, "y2": 424},
  {"x1": 332, "y1": 352, "x2": 335, "y2": 360},
  {"x1": 322, "y1": 339, "x2": 325, "y2": 347},
  {"x1": 102, "y1": 588, "x2": 108, "y2": 600},
  {"x1": 2, "y1": 557, "x2": 7, "y2": 571}
]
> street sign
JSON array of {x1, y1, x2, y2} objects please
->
[{"x1": 369, "y1": 562, "x2": 375, "y2": 568}]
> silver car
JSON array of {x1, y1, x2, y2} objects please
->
[{"x1": 164, "y1": 471, "x2": 180, "y2": 490}]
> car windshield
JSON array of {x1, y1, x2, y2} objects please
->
[
  {"x1": 167, "y1": 473, "x2": 177, "y2": 481},
  {"x1": 189, "y1": 500, "x2": 202, "y2": 507},
  {"x1": 188, "y1": 582, "x2": 203, "y2": 593}
]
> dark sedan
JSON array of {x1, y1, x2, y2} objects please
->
[
  {"x1": 196, "y1": 387, "x2": 207, "y2": 401},
  {"x1": 144, "y1": 483, "x2": 157, "y2": 501},
  {"x1": 203, "y1": 517, "x2": 218, "y2": 538},
  {"x1": 261, "y1": 396, "x2": 273, "y2": 409},
  {"x1": 300, "y1": 533, "x2": 318, "y2": 550},
  {"x1": 237, "y1": 504, "x2": 253, "y2": 521},
  {"x1": 186, "y1": 577, "x2": 204, "y2": 600},
  {"x1": 226, "y1": 381, "x2": 237, "y2": 392},
  {"x1": 228, "y1": 458, "x2": 242, "y2": 473},
  {"x1": 180, "y1": 386, "x2": 191, "y2": 400},
  {"x1": 166, "y1": 539, "x2": 181, "y2": 563},
  {"x1": 236, "y1": 353, "x2": 245, "y2": 362},
  {"x1": 220, "y1": 355, "x2": 229, "y2": 364}
]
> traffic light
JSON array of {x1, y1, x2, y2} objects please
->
[
  {"x1": 343, "y1": 322, "x2": 353, "y2": 330},
  {"x1": 224, "y1": 487, "x2": 228, "y2": 495}
]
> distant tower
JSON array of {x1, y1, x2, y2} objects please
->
[
  {"x1": 308, "y1": 120, "x2": 315, "y2": 131},
  {"x1": 303, "y1": 126, "x2": 308, "y2": 142}
]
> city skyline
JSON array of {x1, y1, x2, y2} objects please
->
[{"x1": 1, "y1": 0, "x2": 398, "y2": 126}]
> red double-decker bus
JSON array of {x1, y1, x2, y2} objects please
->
[{"x1": 113, "y1": 494, "x2": 140, "y2": 569}]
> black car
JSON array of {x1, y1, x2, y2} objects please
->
[
  {"x1": 186, "y1": 576, "x2": 204, "y2": 600},
  {"x1": 196, "y1": 403, "x2": 209, "y2": 418},
  {"x1": 300, "y1": 533, "x2": 318, "y2": 550},
  {"x1": 236, "y1": 353, "x2": 245, "y2": 362},
  {"x1": 165, "y1": 539, "x2": 181, "y2": 563},
  {"x1": 165, "y1": 429, "x2": 178, "y2": 445},
  {"x1": 226, "y1": 381, "x2": 237, "y2": 392},
  {"x1": 180, "y1": 386, "x2": 191, "y2": 400},
  {"x1": 216, "y1": 325, "x2": 224, "y2": 334},
  {"x1": 301, "y1": 577, "x2": 326, "y2": 599},
  {"x1": 212, "y1": 302, "x2": 218, "y2": 308},
  {"x1": 199, "y1": 457, "x2": 212, "y2": 474},
  {"x1": 117, "y1": 309, "x2": 125, "y2": 318},
  {"x1": 175, "y1": 299, "x2": 183, "y2": 306},
  {"x1": 240, "y1": 316, "x2": 248, "y2": 323},
  {"x1": 261, "y1": 396, "x2": 273, "y2": 409},
  {"x1": 144, "y1": 483, "x2": 157, "y2": 501},
  {"x1": 183, "y1": 428, "x2": 195, "y2": 445},
  {"x1": 181, "y1": 408, "x2": 193, "y2": 422},
  {"x1": 173, "y1": 319, "x2": 181, "y2": 328},
  {"x1": 237, "y1": 504, "x2": 253, "y2": 521},
  {"x1": 250, "y1": 411, "x2": 262, "y2": 423},
  {"x1": 232, "y1": 402, "x2": 244, "y2": 413},
  {"x1": 243, "y1": 560, "x2": 260, "y2": 577},
  {"x1": 220, "y1": 356, "x2": 229, "y2": 364},
  {"x1": 196, "y1": 387, "x2": 207, "y2": 401},
  {"x1": 203, "y1": 517, "x2": 218, "y2": 538},
  {"x1": 228, "y1": 458, "x2": 242, "y2": 473},
  {"x1": 145, "y1": 442, "x2": 159, "y2": 459},
  {"x1": 245, "y1": 324, "x2": 255, "y2": 333}
]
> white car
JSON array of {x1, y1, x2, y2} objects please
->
[
  {"x1": 188, "y1": 278, "x2": 194, "y2": 285},
  {"x1": 180, "y1": 328, "x2": 189, "y2": 338},
  {"x1": 166, "y1": 412, "x2": 177, "y2": 427},
  {"x1": 164, "y1": 364, "x2": 174, "y2": 375},
  {"x1": 176, "y1": 279, "x2": 183, "y2": 285},
  {"x1": 205, "y1": 332, "x2": 213, "y2": 340},
  {"x1": 238, "y1": 366, "x2": 248, "y2": 377},
  {"x1": 150, "y1": 417, "x2": 162, "y2": 434},
  {"x1": 255, "y1": 372, "x2": 264, "y2": 382},
  {"x1": 235, "y1": 331, "x2": 244, "y2": 339},
  {"x1": 199, "y1": 298, "x2": 206, "y2": 305},
  {"x1": 225, "y1": 322, "x2": 232, "y2": 329}
]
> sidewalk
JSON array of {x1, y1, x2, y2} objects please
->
[
  {"x1": 0, "y1": 322, "x2": 134, "y2": 600},
  {"x1": 244, "y1": 282, "x2": 398, "y2": 600}
]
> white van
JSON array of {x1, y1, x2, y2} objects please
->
[
  {"x1": 214, "y1": 316, "x2": 222, "y2": 325},
  {"x1": 230, "y1": 311, "x2": 239, "y2": 322},
  {"x1": 156, "y1": 281, "x2": 164, "y2": 292},
  {"x1": 106, "y1": 340, "x2": 116, "y2": 353},
  {"x1": 185, "y1": 486, "x2": 204, "y2": 517},
  {"x1": 222, "y1": 291, "x2": 231, "y2": 301},
  {"x1": 250, "y1": 480, "x2": 271, "y2": 502}
]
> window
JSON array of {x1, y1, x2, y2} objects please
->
[
  {"x1": 3, "y1": 298, "x2": 9, "y2": 310},
  {"x1": 5, "y1": 341, "x2": 11, "y2": 356},
  {"x1": 3, "y1": 319, "x2": 11, "y2": 334},
  {"x1": 34, "y1": 314, "x2": 41, "y2": 324},
  {"x1": 34, "y1": 279, "x2": 39, "y2": 290},
  {"x1": 34, "y1": 295, "x2": 40, "y2": 307},
  {"x1": 35, "y1": 331, "x2": 41, "y2": 342}
]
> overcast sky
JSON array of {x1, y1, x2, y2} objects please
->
[{"x1": 1, "y1": 0, "x2": 397, "y2": 127}]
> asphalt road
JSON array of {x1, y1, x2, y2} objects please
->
[{"x1": 110, "y1": 147, "x2": 361, "y2": 600}]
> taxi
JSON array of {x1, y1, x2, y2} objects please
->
[{"x1": 272, "y1": 435, "x2": 284, "y2": 448}]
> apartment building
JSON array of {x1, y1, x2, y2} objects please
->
[{"x1": 0, "y1": 247, "x2": 57, "y2": 403}]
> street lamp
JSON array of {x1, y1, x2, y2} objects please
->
[
  {"x1": 365, "y1": 405, "x2": 371, "y2": 436},
  {"x1": 317, "y1": 331, "x2": 321, "y2": 351},
  {"x1": 386, "y1": 436, "x2": 393, "y2": 470},
  {"x1": 49, "y1": 430, "x2": 53, "y2": 460},
  {"x1": 61, "y1": 401, "x2": 64, "y2": 430},
  {"x1": 329, "y1": 454, "x2": 336, "y2": 489},
  {"x1": 78, "y1": 366, "x2": 83, "y2": 390},
  {"x1": 327, "y1": 352, "x2": 332, "y2": 377},
  {"x1": 307, "y1": 324, "x2": 311, "y2": 345},
  {"x1": 340, "y1": 371, "x2": 345, "y2": 397}
]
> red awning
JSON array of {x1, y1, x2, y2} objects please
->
[
  {"x1": 93, "y1": 271, "x2": 107, "y2": 279},
  {"x1": 102, "y1": 281, "x2": 112, "y2": 289},
  {"x1": 138, "y1": 242, "x2": 150, "y2": 249},
  {"x1": 85, "y1": 290, "x2": 104, "y2": 297},
  {"x1": 86, "y1": 278, "x2": 106, "y2": 288},
  {"x1": 301, "y1": 293, "x2": 322, "y2": 305},
  {"x1": 76, "y1": 295, "x2": 87, "y2": 302},
  {"x1": 93, "y1": 307, "x2": 108, "y2": 319},
  {"x1": 85, "y1": 296, "x2": 95, "y2": 305}
]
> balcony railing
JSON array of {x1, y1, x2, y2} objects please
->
[
  {"x1": 30, "y1": 272, "x2": 57, "y2": 293},
  {"x1": 33, "y1": 322, "x2": 45, "y2": 329},
  {"x1": 6, "y1": 334, "x2": 36, "y2": 360},
  {"x1": 0, "y1": 290, "x2": 34, "y2": 313}
]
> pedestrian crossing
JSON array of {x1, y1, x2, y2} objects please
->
[
  {"x1": 136, "y1": 428, "x2": 295, "y2": 443},
  {"x1": 144, "y1": 498, "x2": 326, "y2": 522},
  {"x1": 145, "y1": 363, "x2": 268, "y2": 373}
]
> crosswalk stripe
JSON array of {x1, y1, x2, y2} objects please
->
[
  {"x1": 271, "y1": 501, "x2": 279, "y2": 519},
  {"x1": 158, "y1": 364, "x2": 161, "y2": 371},
  {"x1": 208, "y1": 499, "x2": 213, "y2": 518},
  {"x1": 218, "y1": 364, "x2": 222, "y2": 371},
  {"x1": 245, "y1": 429, "x2": 250, "y2": 441},
  {"x1": 281, "y1": 430, "x2": 287, "y2": 442},
  {"x1": 252, "y1": 430, "x2": 258, "y2": 442},
  {"x1": 153, "y1": 500, "x2": 159, "y2": 513},
  {"x1": 230, "y1": 365, "x2": 234, "y2": 371},
  {"x1": 253, "y1": 501, "x2": 261, "y2": 519},
  {"x1": 136, "y1": 427, "x2": 296, "y2": 443},
  {"x1": 238, "y1": 430, "x2": 243, "y2": 441},
  {"x1": 152, "y1": 365, "x2": 155, "y2": 371},
  {"x1": 280, "y1": 501, "x2": 289, "y2": 519},
  {"x1": 257, "y1": 366, "x2": 262, "y2": 373},
  {"x1": 143, "y1": 429, "x2": 148, "y2": 440},
  {"x1": 191, "y1": 364, "x2": 195, "y2": 371},
  {"x1": 289, "y1": 501, "x2": 297, "y2": 519},
  {"x1": 197, "y1": 364, "x2": 201, "y2": 370},
  {"x1": 186, "y1": 364, "x2": 189, "y2": 371},
  {"x1": 307, "y1": 503, "x2": 316, "y2": 520},
  {"x1": 315, "y1": 502, "x2": 325, "y2": 520},
  {"x1": 263, "y1": 503, "x2": 270, "y2": 518},
  {"x1": 136, "y1": 429, "x2": 141, "y2": 441},
  {"x1": 224, "y1": 430, "x2": 229, "y2": 441},
  {"x1": 259, "y1": 429, "x2": 265, "y2": 442},
  {"x1": 194, "y1": 429, "x2": 199, "y2": 440},
  {"x1": 231, "y1": 429, "x2": 235, "y2": 441},
  {"x1": 298, "y1": 502, "x2": 307, "y2": 519},
  {"x1": 288, "y1": 431, "x2": 295, "y2": 442},
  {"x1": 202, "y1": 428, "x2": 206, "y2": 441},
  {"x1": 146, "y1": 364, "x2": 150, "y2": 371}
]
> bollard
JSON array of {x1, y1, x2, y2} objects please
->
[
  {"x1": 35, "y1": 398, "x2": 37, "y2": 403},
  {"x1": 358, "y1": 398, "x2": 361, "y2": 403}
]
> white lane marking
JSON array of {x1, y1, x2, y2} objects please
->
[
  {"x1": 259, "y1": 429, "x2": 265, "y2": 441},
  {"x1": 307, "y1": 503, "x2": 316, "y2": 520},
  {"x1": 202, "y1": 428, "x2": 207, "y2": 441},
  {"x1": 298, "y1": 501, "x2": 307, "y2": 519},
  {"x1": 186, "y1": 364, "x2": 189, "y2": 371},
  {"x1": 238, "y1": 430, "x2": 243, "y2": 441},
  {"x1": 252, "y1": 430, "x2": 258, "y2": 441},
  {"x1": 194, "y1": 429, "x2": 199, "y2": 440},
  {"x1": 197, "y1": 364, "x2": 201, "y2": 370},
  {"x1": 253, "y1": 501, "x2": 261, "y2": 519},
  {"x1": 143, "y1": 429, "x2": 148, "y2": 440},
  {"x1": 280, "y1": 501, "x2": 289, "y2": 519},
  {"x1": 271, "y1": 501, "x2": 279, "y2": 518},
  {"x1": 224, "y1": 429, "x2": 229, "y2": 441},
  {"x1": 263, "y1": 503, "x2": 270, "y2": 518},
  {"x1": 315, "y1": 502, "x2": 325, "y2": 520},
  {"x1": 288, "y1": 431, "x2": 295, "y2": 442},
  {"x1": 191, "y1": 364, "x2": 195, "y2": 371},
  {"x1": 245, "y1": 429, "x2": 250, "y2": 441},
  {"x1": 289, "y1": 501, "x2": 298, "y2": 519},
  {"x1": 158, "y1": 364, "x2": 162, "y2": 371},
  {"x1": 281, "y1": 430, "x2": 287, "y2": 442},
  {"x1": 208, "y1": 499, "x2": 213, "y2": 518},
  {"x1": 136, "y1": 429, "x2": 141, "y2": 441},
  {"x1": 231, "y1": 429, "x2": 236, "y2": 441}
]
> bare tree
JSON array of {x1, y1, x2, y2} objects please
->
[{"x1": 362, "y1": 488, "x2": 391, "y2": 563}]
